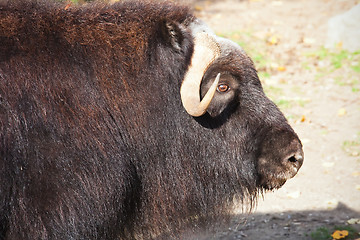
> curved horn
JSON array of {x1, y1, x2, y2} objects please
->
[{"x1": 180, "y1": 33, "x2": 221, "y2": 117}]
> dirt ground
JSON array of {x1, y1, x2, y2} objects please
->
[{"x1": 193, "y1": 0, "x2": 360, "y2": 239}]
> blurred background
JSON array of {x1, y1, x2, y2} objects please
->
[{"x1": 62, "y1": 0, "x2": 360, "y2": 239}]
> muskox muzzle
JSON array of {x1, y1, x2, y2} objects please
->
[{"x1": 257, "y1": 128, "x2": 304, "y2": 190}]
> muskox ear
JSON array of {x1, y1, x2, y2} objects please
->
[{"x1": 160, "y1": 20, "x2": 184, "y2": 51}]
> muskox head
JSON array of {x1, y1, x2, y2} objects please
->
[{"x1": 180, "y1": 20, "x2": 304, "y2": 191}]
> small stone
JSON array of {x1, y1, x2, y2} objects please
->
[
  {"x1": 287, "y1": 191, "x2": 301, "y2": 199},
  {"x1": 347, "y1": 218, "x2": 360, "y2": 225}
]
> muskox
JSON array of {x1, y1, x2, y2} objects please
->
[{"x1": 0, "y1": 1, "x2": 303, "y2": 239}]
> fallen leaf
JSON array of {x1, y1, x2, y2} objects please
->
[
  {"x1": 267, "y1": 35, "x2": 279, "y2": 45},
  {"x1": 337, "y1": 108, "x2": 347, "y2": 116},
  {"x1": 277, "y1": 66, "x2": 286, "y2": 71},
  {"x1": 300, "y1": 115, "x2": 306, "y2": 122},
  {"x1": 194, "y1": 5, "x2": 203, "y2": 11},
  {"x1": 326, "y1": 199, "x2": 338, "y2": 207},
  {"x1": 336, "y1": 41, "x2": 343, "y2": 50},
  {"x1": 331, "y1": 230, "x2": 348, "y2": 239},
  {"x1": 347, "y1": 218, "x2": 360, "y2": 224}
]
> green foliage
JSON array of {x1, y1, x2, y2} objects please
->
[
  {"x1": 308, "y1": 225, "x2": 359, "y2": 240},
  {"x1": 303, "y1": 47, "x2": 360, "y2": 92},
  {"x1": 342, "y1": 132, "x2": 360, "y2": 156},
  {"x1": 263, "y1": 85, "x2": 283, "y2": 98},
  {"x1": 305, "y1": 47, "x2": 359, "y2": 71},
  {"x1": 352, "y1": 86, "x2": 359, "y2": 92},
  {"x1": 309, "y1": 227, "x2": 331, "y2": 240},
  {"x1": 263, "y1": 85, "x2": 309, "y2": 111},
  {"x1": 275, "y1": 99, "x2": 292, "y2": 109}
]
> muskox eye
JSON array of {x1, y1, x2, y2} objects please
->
[{"x1": 217, "y1": 84, "x2": 230, "y2": 93}]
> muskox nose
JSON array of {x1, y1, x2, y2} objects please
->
[
  {"x1": 286, "y1": 151, "x2": 304, "y2": 171},
  {"x1": 257, "y1": 129, "x2": 304, "y2": 189},
  {"x1": 283, "y1": 140, "x2": 304, "y2": 176}
]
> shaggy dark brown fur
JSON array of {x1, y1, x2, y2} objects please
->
[{"x1": 0, "y1": 1, "x2": 302, "y2": 239}]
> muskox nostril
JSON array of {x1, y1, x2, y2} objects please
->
[
  {"x1": 287, "y1": 152, "x2": 304, "y2": 168},
  {"x1": 288, "y1": 156, "x2": 297, "y2": 163}
]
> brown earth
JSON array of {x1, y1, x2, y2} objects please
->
[{"x1": 192, "y1": 0, "x2": 360, "y2": 239}]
